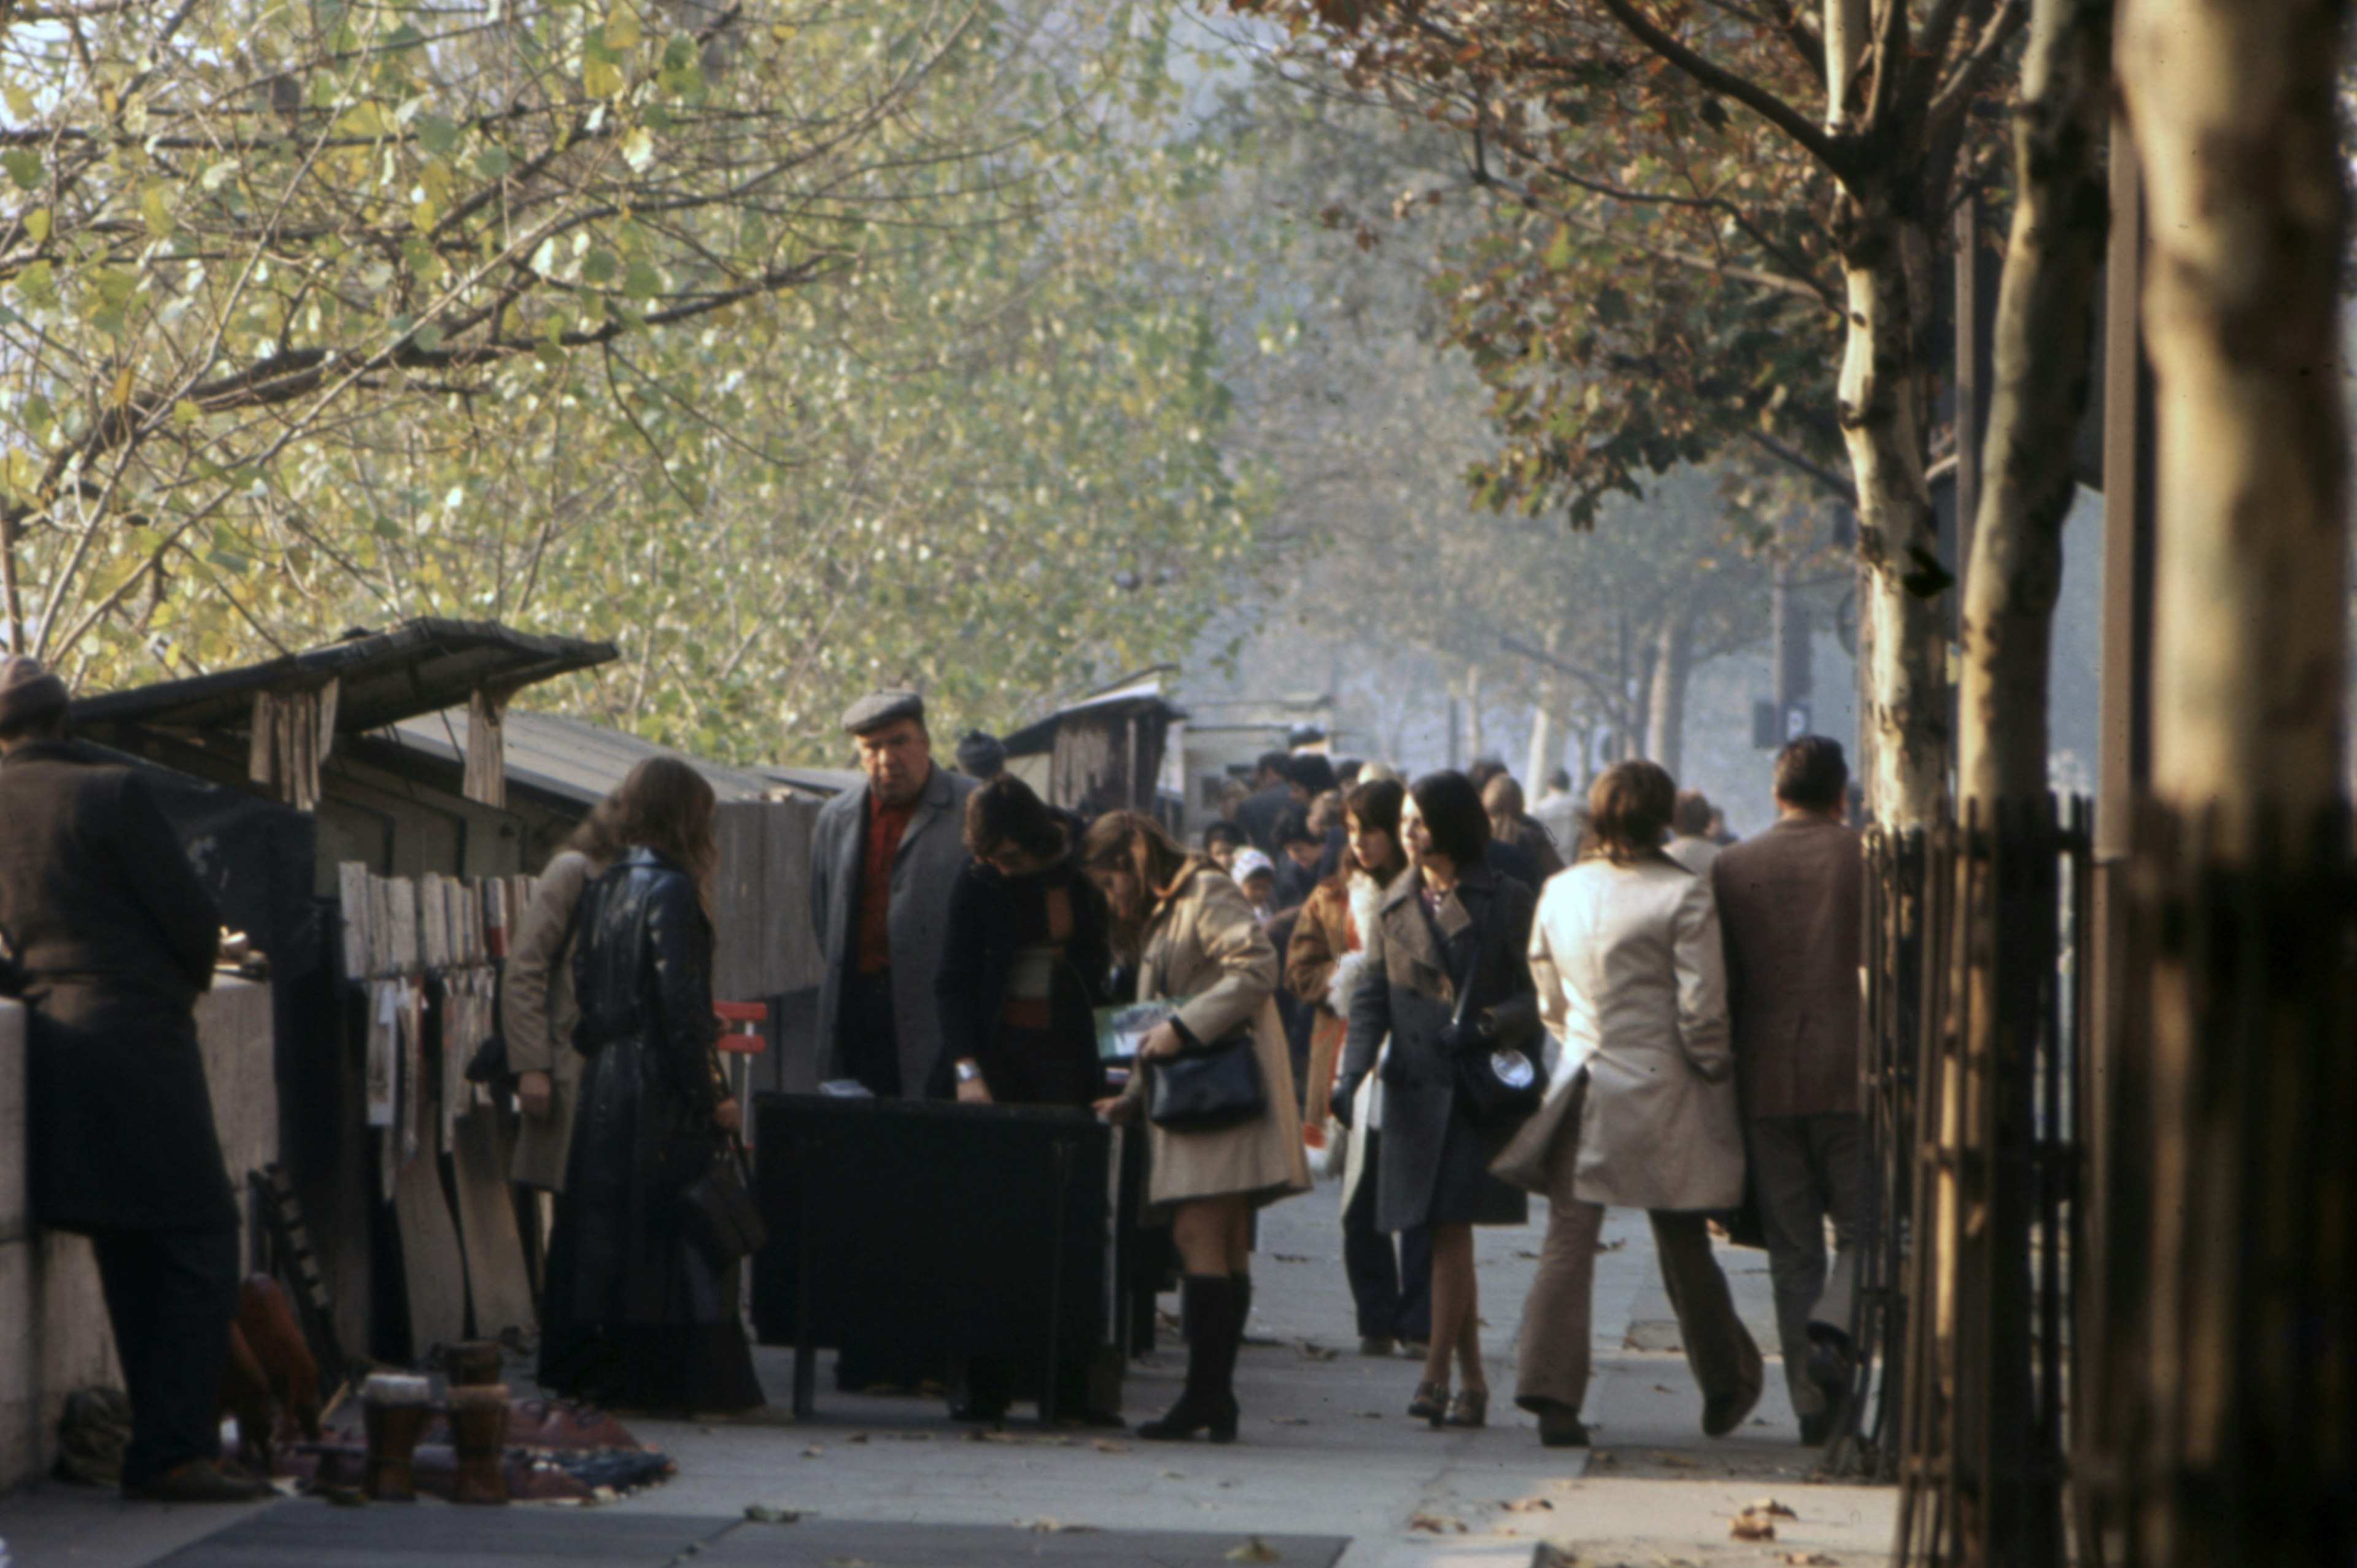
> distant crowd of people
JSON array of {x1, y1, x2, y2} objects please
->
[{"x1": 0, "y1": 646, "x2": 1867, "y2": 1494}]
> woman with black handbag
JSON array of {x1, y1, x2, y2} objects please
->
[
  {"x1": 1492, "y1": 760, "x2": 1759, "y2": 1450},
  {"x1": 542, "y1": 757, "x2": 762, "y2": 1415},
  {"x1": 1329, "y1": 771, "x2": 1542, "y2": 1429},
  {"x1": 1088, "y1": 812, "x2": 1309, "y2": 1442}
]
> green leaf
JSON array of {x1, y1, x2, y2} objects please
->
[
  {"x1": 1, "y1": 149, "x2": 42, "y2": 191},
  {"x1": 1544, "y1": 223, "x2": 1573, "y2": 272},
  {"x1": 474, "y1": 146, "x2": 513, "y2": 179},
  {"x1": 621, "y1": 258, "x2": 660, "y2": 299},
  {"x1": 412, "y1": 321, "x2": 444, "y2": 352},
  {"x1": 416, "y1": 114, "x2": 459, "y2": 154},
  {"x1": 581, "y1": 249, "x2": 618, "y2": 285},
  {"x1": 172, "y1": 398, "x2": 202, "y2": 426}
]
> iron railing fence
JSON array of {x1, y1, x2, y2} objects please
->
[{"x1": 1857, "y1": 799, "x2": 2091, "y2": 1567}]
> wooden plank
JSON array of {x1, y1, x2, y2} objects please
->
[
  {"x1": 389, "y1": 1155, "x2": 468, "y2": 1359},
  {"x1": 449, "y1": 1113, "x2": 536, "y2": 1340},
  {"x1": 765, "y1": 796, "x2": 821, "y2": 996},
  {"x1": 711, "y1": 801, "x2": 765, "y2": 1001}
]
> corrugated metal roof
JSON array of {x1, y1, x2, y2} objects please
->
[{"x1": 383, "y1": 708, "x2": 783, "y2": 805}]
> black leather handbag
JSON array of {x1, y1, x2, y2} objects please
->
[
  {"x1": 677, "y1": 1132, "x2": 767, "y2": 1267},
  {"x1": 1147, "y1": 1025, "x2": 1266, "y2": 1132},
  {"x1": 1447, "y1": 925, "x2": 1548, "y2": 1133}
]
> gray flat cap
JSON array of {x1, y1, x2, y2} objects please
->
[{"x1": 842, "y1": 689, "x2": 925, "y2": 735}]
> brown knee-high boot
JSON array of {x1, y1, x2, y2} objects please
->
[
  {"x1": 360, "y1": 1374, "x2": 433, "y2": 1502},
  {"x1": 446, "y1": 1385, "x2": 511, "y2": 1504},
  {"x1": 1137, "y1": 1275, "x2": 1240, "y2": 1443}
]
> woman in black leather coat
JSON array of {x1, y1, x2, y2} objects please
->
[{"x1": 538, "y1": 757, "x2": 761, "y2": 1413}]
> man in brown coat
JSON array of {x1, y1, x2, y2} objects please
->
[{"x1": 1710, "y1": 736, "x2": 1864, "y2": 1446}]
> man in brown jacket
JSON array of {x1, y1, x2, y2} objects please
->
[{"x1": 1710, "y1": 736, "x2": 1864, "y2": 1446}]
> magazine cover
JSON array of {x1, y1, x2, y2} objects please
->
[{"x1": 1093, "y1": 995, "x2": 1194, "y2": 1062}]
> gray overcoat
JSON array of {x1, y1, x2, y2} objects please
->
[
  {"x1": 808, "y1": 762, "x2": 978, "y2": 1099},
  {"x1": 1341, "y1": 863, "x2": 1539, "y2": 1235}
]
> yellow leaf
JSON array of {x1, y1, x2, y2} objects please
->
[
  {"x1": 605, "y1": 1, "x2": 641, "y2": 50},
  {"x1": 140, "y1": 179, "x2": 173, "y2": 236},
  {"x1": 172, "y1": 398, "x2": 201, "y2": 426},
  {"x1": 584, "y1": 56, "x2": 624, "y2": 98},
  {"x1": 23, "y1": 207, "x2": 47, "y2": 243},
  {"x1": 110, "y1": 366, "x2": 134, "y2": 407}
]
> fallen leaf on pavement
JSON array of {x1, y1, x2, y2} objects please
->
[
  {"x1": 1596, "y1": 1237, "x2": 1625, "y2": 1252},
  {"x1": 1226, "y1": 1537, "x2": 1283, "y2": 1562},
  {"x1": 1093, "y1": 1439, "x2": 1129, "y2": 1453},
  {"x1": 744, "y1": 1505, "x2": 805, "y2": 1523},
  {"x1": 1357, "y1": 1410, "x2": 1383, "y2": 1419},
  {"x1": 799, "y1": 1446, "x2": 824, "y2": 1459},
  {"x1": 1296, "y1": 1342, "x2": 1338, "y2": 1361},
  {"x1": 897, "y1": 1432, "x2": 932, "y2": 1442},
  {"x1": 1779, "y1": 1554, "x2": 1839, "y2": 1566},
  {"x1": 1647, "y1": 1450, "x2": 1700, "y2": 1468},
  {"x1": 1500, "y1": 1495, "x2": 1555, "y2": 1513},
  {"x1": 1271, "y1": 1253, "x2": 1312, "y2": 1263},
  {"x1": 1269, "y1": 1416, "x2": 1310, "y2": 1425},
  {"x1": 1408, "y1": 1513, "x2": 1468, "y2": 1534},
  {"x1": 1731, "y1": 1497, "x2": 1797, "y2": 1542},
  {"x1": 1024, "y1": 1518, "x2": 1098, "y2": 1533},
  {"x1": 1515, "y1": 1248, "x2": 1542, "y2": 1259},
  {"x1": 846, "y1": 1433, "x2": 869, "y2": 1444}
]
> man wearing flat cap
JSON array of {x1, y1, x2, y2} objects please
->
[
  {"x1": 0, "y1": 658, "x2": 267, "y2": 1502},
  {"x1": 808, "y1": 691, "x2": 978, "y2": 1099}
]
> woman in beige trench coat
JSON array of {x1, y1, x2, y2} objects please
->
[
  {"x1": 1494, "y1": 760, "x2": 1760, "y2": 1448},
  {"x1": 1089, "y1": 812, "x2": 1309, "y2": 1443}
]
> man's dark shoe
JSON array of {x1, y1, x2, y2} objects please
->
[
  {"x1": 1533, "y1": 1402, "x2": 1590, "y2": 1448},
  {"x1": 1800, "y1": 1411, "x2": 1836, "y2": 1446},
  {"x1": 123, "y1": 1459, "x2": 274, "y2": 1503},
  {"x1": 1806, "y1": 1324, "x2": 1853, "y2": 1410},
  {"x1": 1703, "y1": 1381, "x2": 1762, "y2": 1439}
]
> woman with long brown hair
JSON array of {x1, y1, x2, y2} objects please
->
[
  {"x1": 1086, "y1": 811, "x2": 1309, "y2": 1442},
  {"x1": 540, "y1": 757, "x2": 760, "y2": 1414},
  {"x1": 1495, "y1": 760, "x2": 1757, "y2": 1448},
  {"x1": 1331, "y1": 771, "x2": 1540, "y2": 1428}
]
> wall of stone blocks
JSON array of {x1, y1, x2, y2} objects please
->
[{"x1": 0, "y1": 980, "x2": 277, "y2": 1493}]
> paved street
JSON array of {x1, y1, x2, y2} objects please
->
[{"x1": 0, "y1": 1178, "x2": 1895, "y2": 1568}]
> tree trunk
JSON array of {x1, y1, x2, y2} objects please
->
[
  {"x1": 1905, "y1": 6, "x2": 2114, "y2": 1561},
  {"x1": 1465, "y1": 663, "x2": 1484, "y2": 765},
  {"x1": 1836, "y1": 215, "x2": 1953, "y2": 827},
  {"x1": 2123, "y1": 0, "x2": 2349, "y2": 844},
  {"x1": 1959, "y1": 0, "x2": 2113, "y2": 808},
  {"x1": 2101, "y1": 6, "x2": 2357, "y2": 1566},
  {"x1": 1645, "y1": 603, "x2": 1693, "y2": 779}
]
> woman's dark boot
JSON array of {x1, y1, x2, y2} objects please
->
[{"x1": 1137, "y1": 1275, "x2": 1240, "y2": 1443}]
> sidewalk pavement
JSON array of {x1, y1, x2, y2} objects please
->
[{"x1": 0, "y1": 1175, "x2": 1895, "y2": 1568}]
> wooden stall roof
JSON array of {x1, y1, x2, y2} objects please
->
[
  {"x1": 72, "y1": 619, "x2": 616, "y2": 736},
  {"x1": 1000, "y1": 677, "x2": 1188, "y2": 758}
]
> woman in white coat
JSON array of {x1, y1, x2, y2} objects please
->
[{"x1": 1496, "y1": 760, "x2": 1762, "y2": 1448}]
